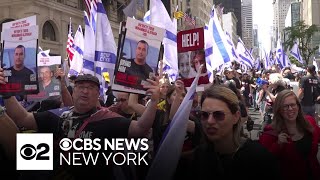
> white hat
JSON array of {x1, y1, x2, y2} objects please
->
[{"x1": 236, "y1": 69, "x2": 242, "y2": 74}]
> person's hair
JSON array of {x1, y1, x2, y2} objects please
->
[
  {"x1": 224, "y1": 80, "x2": 245, "y2": 105},
  {"x1": 272, "y1": 90, "x2": 313, "y2": 133},
  {"x1": 137, "y1": 40, "x2": 149, "y2": 54},
  {"x1": 163, "y1": 84, "x2": 187, "y2": 123},
  {"x1": 190, "y1": 50, "x2": 206, "y2": 73},
  {"x1": 200, "y1": 85, "x2": 241, "y2": 146},
  {"x1": 269, "y1": 73, "x2": 285, "y2": 87},
  {"x1": 15, "y1": 45, "x2": 25, "y2": 55}
]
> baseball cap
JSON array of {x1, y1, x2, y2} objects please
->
[{"x1": 75, "y1": 74, "x2": 100, "y2": 88}]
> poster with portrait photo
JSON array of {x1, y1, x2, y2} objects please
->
[
  {"x1": 0, "y1": 25, "x2": 39, "y2": 96},
  {"x1": 112, "y1": 17, "x2": 165, "y2": 94},
  {"x1": 27, "y1": 56, "x2": 61, "y2": 101},
  {"x1": 177, "y1": 27, "x2": 209, "y2": 88}
]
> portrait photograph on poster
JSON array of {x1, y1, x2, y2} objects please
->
[
  {"x1": 112, "y1": 17, "x2": 165, "y2": 94},
  {"x1": 0, "y1": 16, "x2": 39, "y2": 96},
  {"x1": 27, "y1": 56, "x2": 61, "y2": 101},
  {"x1": 1, "y1": 40, "x2": 38, "y2": 95},
  {"x1": 177, "y1": 27, "x2": 209, "y2": 88}
]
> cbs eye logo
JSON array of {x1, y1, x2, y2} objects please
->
[
  {"x1": 16, "y1": 133, "x2": 53, "y2": 170},
  {"x1": 20, "y1": 143, "x2": 50, "y2": 160},
  {"x1": 59, "y1": 138, "x2": 72, "y2": 151}
]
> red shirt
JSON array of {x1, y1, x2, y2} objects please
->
[{"x1": 259, "y1": 115, "x2": 320, "y2": 180}]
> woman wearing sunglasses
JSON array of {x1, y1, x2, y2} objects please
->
[
  {"x1": 259, "y1": 90, "x2": 320, "y2": 180},
  {"x1": 180, "y1": 85, "x2": 280, "y2": 179}
]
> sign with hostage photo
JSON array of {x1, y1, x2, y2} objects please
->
[
  {"x1": 0, "y1": 15, "x2": 39, "y2": 96},
  {"x1": 112, "y1": 17, "x2": 165, "y2": 94},
  {"x1": 177, "y1": 28, "x2": 209, "y2": 88}
]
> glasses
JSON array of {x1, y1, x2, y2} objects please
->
[
  {"x1": 200, "y1": 111, "x2": 226, "y2": 121},
  {"x1": 115, "y1": 98, "x2": 127, "y2": 103},
  {"x1": 282, "y1": 103, "x2": 298, "y2": 111},
  {"x1": 75, "y1": 85, "x2": 97, "y2": 91}
]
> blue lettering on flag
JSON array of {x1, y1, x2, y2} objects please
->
[{"x1": 95, "y1": 51, "x2": 117, "y2": 64}]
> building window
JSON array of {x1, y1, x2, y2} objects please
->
[
  {"x1": 42, "y1": 21, "x2": 56, "y2": 41},
  {"x1": 79, "y1": 0, "x2": 85, "y2": 11}
]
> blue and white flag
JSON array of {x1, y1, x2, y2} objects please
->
[
  {"x1": 38, "y1": 47, "x2": 50, "y2": 57},
  {"x1": 205, "y1": 7, "x2": 233, "y2": 82},
  {"x1": 143, "y1": 10, "x2": 150, "y2": 24},
  {"x1": 264, "y1": 49, "x2": 270, "y2": 69},
  {"x1": 146, "y1": 69, "x2": 201, "y2": 180},
  {"x1": 68, "y1": 25, "x2": 84, "y2": 77},
  {"x1": 225, "y1": 31, "x2": 239, "y2": 62},
  {"x1": 255, "y1": 57, "x2": 261, "y2": 71},
  {"x1": 95, "y1": 0, "x2": 117, "y2": 101},
  {"x1": 290, "y1": 41, "x2": 304, "y2": 64},
  {"x1": 82, "y1": 11, "x2": 96, "y2": 75},
  {"x1": 150, "y1": 0, "x2": 178, "y2": 82},
  {"x1": 236, "y1": 38, "x2": 254, "y2": 69},
  {"x1": 276, "y1": 39, "x2": 290, "y2": 69}
]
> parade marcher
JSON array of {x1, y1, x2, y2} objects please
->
[
  {"x1": 177, "y1": 85, "x2": 280, "y2": 179},
  {"x1": 298, "y1": 65, "x2": 320, "y2": 117},
  {"x1": 224, "y1": 67, "x2": 241, "y2": 89},
  {"x1": 0, "y1": 68, "x2": 161, "y2": 179},
  {"x1": 259, "y1": 90, "x2": 320, "y2": 180}
]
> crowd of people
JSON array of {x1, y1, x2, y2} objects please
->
[{"x1": 0, "y1": 60, "x2": 320, "y2": 179}]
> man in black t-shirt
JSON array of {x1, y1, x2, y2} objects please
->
[
  {"x1": 0, "y1": 73, "x2": 160, "y2": 179},
  {"x1": 8, "y1": 45, "x2": 33, "y2": 85},
  {"x1": 123, "y1": 40, "x2": 153, "y2": 89},
  {"x1": 298, "y1": 65, "x2": 319, "y2": 116}
]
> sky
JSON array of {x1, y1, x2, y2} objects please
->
[{"x1": 252, "y1": 0, "x2": 274, "y2": 52}]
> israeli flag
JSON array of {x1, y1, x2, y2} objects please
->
[
  {"x1": 95, "y1": 0, "x2": 117, "y2": 100},
  {"x1": 143, "y1": 10, "x2": 150, "y2": 24},
  {"x1": 205, "y1": 7, "x2": 233, "y2": 82},
  {"x1": 38, "y1": 47, "x2": 50, "y2": 57},
  {"x1": 264, "y1": 49, "x2": 270, "y2": 69},
  {"x1": 146, "y1": 69, "x2": 201, "y2": 180},
  {"x1": 150, "y1": 0, "x2": 178, "y2": 82},
  {"x1": 236, "y1": 38, "x2": 254, "y2": 69},
  {"x1": 68, "y1": 25, "x2": 84, "y2": 77},
  {"x1": 82, "y1": 11, "x2": 96, "y2": 75},
  {"x1": 276, "y1": 39, "x2": 290, "y2": 69},
  {"x1": 290, "y1": 41, "x2": 304, "y2": 64},
  {"x1": 225, "y1": 31, "x2": 239, "y2": 62}
]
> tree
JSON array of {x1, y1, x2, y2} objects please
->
[{"x1": 283, "y1": 21, "x2": 319, "y2": 65}]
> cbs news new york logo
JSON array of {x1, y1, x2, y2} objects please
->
[{"x1": 16, "y1": 133, "x2": 53, "y2": 170}]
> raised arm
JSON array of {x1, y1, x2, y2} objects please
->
[
  {"x1": 128, "y1": 93, "x2": 147, "y2": 116},
  {"x1": 55, "y1": 67, "x2": 73, "y2": 107},
  {"x1": 128, "y1": 77, "x2": 160, "y2": 137}
]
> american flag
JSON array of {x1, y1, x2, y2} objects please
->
[
  {"x1": 183, "y1": 12, "x2": 195, "y2": 27},
  {"x1": 84, "y1": 0, "x2": 97, "y2": 13},
  {"x1": 66, "y1": 18, "x2": 75, "y2": 61}
]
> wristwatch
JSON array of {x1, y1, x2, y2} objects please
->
[{"x1": 0, "y1": 106, "x2": 6, "y2": 117}]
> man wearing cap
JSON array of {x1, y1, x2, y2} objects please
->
[
  {"x1": 298, "y1": 65, "x2": 320, "y2": 116},
  {"x1": 0, "y1": 69, "x2": 160, "y2": 179},
  {"x1": 224, "y1": 67, "x2": 241, "y2": 89}
]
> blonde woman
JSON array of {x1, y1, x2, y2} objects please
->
[{"x1": 259, "y1": 90, "x2": 320, "y2": 180}]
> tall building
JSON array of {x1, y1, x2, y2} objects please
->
[
  {"x1": 272, "y1": 0, "x2": 292, "y2": 46},
  {"x1": 301, "y1": 0, "x2": 320, "y2": 59},
  {"x1": 188, "y1": 0, "x2": 212, "y2": 28},
  {"x1": 222, "y1": 12, "x2": 238, "y2": 45},
  {"x1": 0, "y1": 0, "x2": 123, "y2": 58},
  {"x1": 213, "y1": 0, "x2": 242, "y2": 37},
  {"x1": 242, "y1": 0, "x2": 253, "y2": 49},
  {"x1": 253, "y1": 24, "x2": 258, "y2": 48}
]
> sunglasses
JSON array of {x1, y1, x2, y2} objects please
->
[{"x1": 200, "y1": 111, "x2": 226, "y2": 121}]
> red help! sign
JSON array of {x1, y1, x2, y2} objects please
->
[{"x1": 177, "y1": 28, "x2": 204, "y2": 52}]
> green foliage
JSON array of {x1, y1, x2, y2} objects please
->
[
  {"x1": 283, "y1": 21, "x2": 319, "y2": 65},
  {"x1": 289, "y1": 55, "x2": 302, "y2": 67}
]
